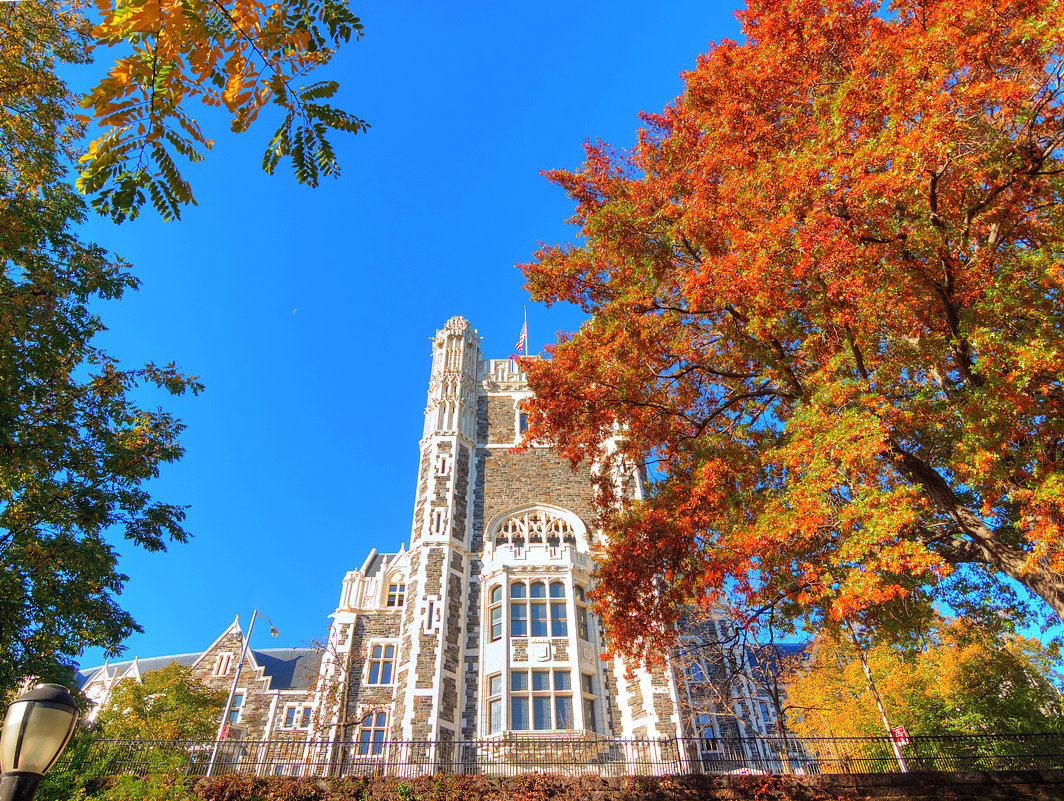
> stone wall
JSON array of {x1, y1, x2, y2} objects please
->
[
  {"x1": 475, "y1": 448, "x2": 596, "y2": 537},
  {"x1": 346, "y1": 612, "x2": 402, "y2": 725}
]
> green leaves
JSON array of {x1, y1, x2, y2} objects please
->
[
  {"x1": 95, "y1": 663, "x2": 227, "y2": 740},
  {"x1": 0, "y1": 178, "x2": 200, "y2": 695},
  {"x1": 261, "y1": 91, "x2": 367, "y2": 186}
]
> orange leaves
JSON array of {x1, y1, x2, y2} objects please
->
[{"x1": 522, "y1": 0, "x2": 1064, "y2": 651}]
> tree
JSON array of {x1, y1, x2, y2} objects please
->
[
  {"x1": 1, "y1": 0, "x2": 358, "y2": 695},
  {"x1": 2, "y1": 0, "x2": 366, "y2": 222},
  {"x1": 2, "y1": 9, "x2": 200, "y2": 694},
  {"x1": 0, "y1": 177, "x2": 202, "y2": 696},
  {"x1": 784, "y1": 622, "x2": 1064, "y2": 737},
  {"x1": 94, "y1": 663, "x2": 226, "y2": 740},
  {"x1": 673, "y1": 605, "x2": 807, "y2": 768},
  {"x1": 520, "y1": 0, "x2": 1064, "y2": 661}
]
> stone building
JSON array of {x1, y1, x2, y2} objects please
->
[
  {"x1": 314, "y1": 315, "x2": 685, "y2": 752},
  {"x1": 78, "y1": 315, "x2": 788, "y2": 774},
  {"x1": 78, "y1": 620, "x2": 322, "y2": 741}
]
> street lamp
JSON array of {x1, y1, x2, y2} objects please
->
[
  {"x1": 0, "y1": 684, "x2": 80, "y2": 801},
  {"x1": 206, "y1": 610, "x2": 278, "y2": 777}
]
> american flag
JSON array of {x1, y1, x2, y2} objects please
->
[{"x1": 515, "y1": 319, "x2": 527, "y2": 355}]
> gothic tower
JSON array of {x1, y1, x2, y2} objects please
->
[
  {"x1": 321, "y1": 315, "x2": 686, "y2": 763},
  {"x1": 394, "y1": 316, "x2": 480, "y2": 743}
]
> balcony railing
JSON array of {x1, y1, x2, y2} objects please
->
[{"x1": 67, "y1": 732, "x2": 1064, "y2": 779}]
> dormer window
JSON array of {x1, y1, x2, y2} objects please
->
[{"x1": 387, "y1": 583, "x2": 406, "y2": 607}]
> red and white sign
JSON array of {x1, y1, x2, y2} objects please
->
[{"x1": 890, "y1": 725, "x2": 909, "y2": 746}]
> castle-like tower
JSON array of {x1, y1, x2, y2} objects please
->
[{"x1": 320, "y1": 316, "x2": 686, "y2": 758}]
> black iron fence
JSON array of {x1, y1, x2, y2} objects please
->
[{"x1": 66, "y1": 732, "x2": 1064, "y2": 779}]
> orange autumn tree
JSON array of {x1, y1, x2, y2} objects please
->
[{"x1": 520, "y1": 0, "x2": 1064, "y2": 661}]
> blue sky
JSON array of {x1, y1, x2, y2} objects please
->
[{"x1": 77, "y1": 0, "x2": 745, "y2": 666}]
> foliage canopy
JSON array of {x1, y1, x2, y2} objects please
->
[
  {"x1": 785, "y1": 622, "x2": 1064, "y2": 737},
  {"x1": 1, "y1": 1, "x2": 199, "y2": 694},
  {"x1": 521, "y1": 0, "x2": 1064, "y2": 660},
  {"x1": 94, "y1": 662, "x2": 227, "y2": 740},
  {"x1": 2, "y1": 0, "x2": 366, "y2": 222},
  {"x1": 0, "y1": 178, "x2": 201, "y2": 695}
]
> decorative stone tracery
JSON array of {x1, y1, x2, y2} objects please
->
[{"x1": 492, "y1": 509, "x2": 580, "y2": 549}]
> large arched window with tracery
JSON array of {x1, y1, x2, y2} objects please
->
[{"x1": 491, "y1": 507, "x2": 584, "y2": 550}]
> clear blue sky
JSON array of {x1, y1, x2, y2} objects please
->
[{"x1": 77, "y1": 0, "x2": 745, "y2": 667}]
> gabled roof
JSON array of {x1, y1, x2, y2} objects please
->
[
  {"x1": 76, "y1": 648, "x2": 320, "y2": 692},
  {"x1": 360, "y1": 543, "x2": 408, "y2": 578},
  {"x1": 75, "y1": 653, "x2": 200, "y2": 688},
  {"x1": 364, "y1": 552, "x2": 397, "y2": 577}
]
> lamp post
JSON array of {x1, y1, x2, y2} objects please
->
[
  {"x1": 205, "y1": 610, "x2": 278, "y2": 777},
  {"x1": 0, "y1": 684, "x2": 80, "y2": 801}
]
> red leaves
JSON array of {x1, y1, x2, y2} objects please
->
[{"x1": 522, "y1": 0, "x2": 1064, "y2": 655}]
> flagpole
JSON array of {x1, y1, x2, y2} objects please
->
[{"x1": 523, "y1": 307, "x2": 527, "y2": 356}]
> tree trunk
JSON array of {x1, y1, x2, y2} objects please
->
[
  {"x1": 892, "y1": 443, "x2": 1064, "y2": 623},
  {"x1": 843, "y1": 623, "x2": 907, "y2": 773}
]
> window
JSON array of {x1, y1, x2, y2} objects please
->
[
  {"x1": 433, "y1": 510, "x2": 444, "y2": 534},
  {"x1": 575, "y1": 586, "x2": 590, "y2": 641},
  {"x1": 510, "y1": 582, "x2": 526, "y2": 636},
  {"x1": 518, "y1": 412, "x2": 528, "y2": 434},
  {"x1": 212, "y1": 653, "x2": 233, "y2": 677},
  {"x1": 426, "y1": 599, "x2": 439, "y2": 632},
  {"x1": 283, "y1": 704, "x2": 313, "y2": 729},
  {"x1": 356, "y1": 711, "x2": 388, "y2": 756},
  {"x1": 492, "y1": 510, "x2": 579, "y2": 549},
  {"x1": 508, "y1": 580, "x2": 573, "y2": 639},
  {"x1": 549, "y1": 582, "x2": 567, "y2": 637},
  {"x1": 367, "y1": 644, "x2": 395, "y2": 685},
  {"x1": 386, "y1": 583, "x2": 406, "y2": 607},
  {"x1": 228, "y1": 692, "x2": 244, "y2": 724},
  {"x1": 489, "y1": 586, "x2": 503, "y2": 641},
  {"x1": 510, "y1": 669, "x2": 573, "y2": 731},
  {"x1": 582, "y1": 674, "x2": 597, "y2": 733},
  {"x1": 528, "y1": 582, "x2": 548, "y2": 636},
  {"x1": 487, "y1": 674, "x2": 503, "y2": 734},
  {"x1": 759, "y1": 701, "x2": 772, "y2": 723},
  {"x1": 686, "y1": 659, "x2": 707, "y2": 684},
  {"x1": 695, "y1": 713, "x2": 719, "y2": 754}
]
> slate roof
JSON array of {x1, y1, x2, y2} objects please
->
[
  {"x1": 364, "y1": 552, "x2": 397, "y2": 578},
  {"x1": 76, "y1": 648, "x2": 321, "y2": 692}
]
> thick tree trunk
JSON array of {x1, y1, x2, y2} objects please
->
[{"x1": 891, "y1": 443, "x2": 1064, "y2": 623}]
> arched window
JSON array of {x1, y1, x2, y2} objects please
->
[
  {"x1": 367, "y1": 644, "x2": 395, "y2": 684},
  {"x1": 491, "y1": 508, "x2": 584, "y2": 550}
]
